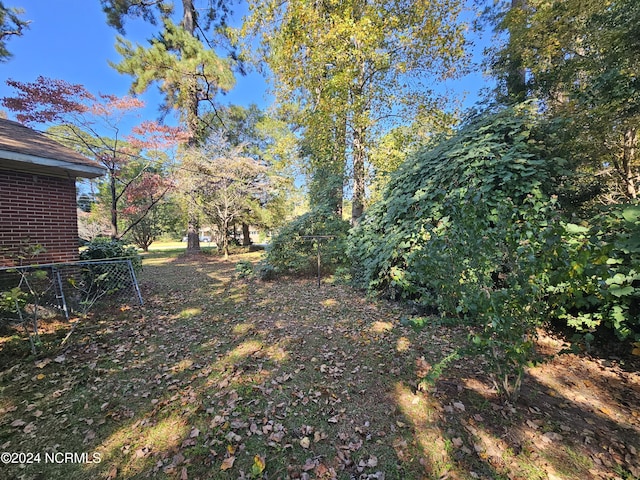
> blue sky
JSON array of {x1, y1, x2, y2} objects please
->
[
  {"x1": 1, "y1": 1, "x2": 492, "y2": 127},
  {"x1": 0, "y1": 0, "x2": 271, "y2": 124}
]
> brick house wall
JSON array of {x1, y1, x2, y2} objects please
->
[{"x1": 0, "y1": 169, "x2": 80, "y2": 266}]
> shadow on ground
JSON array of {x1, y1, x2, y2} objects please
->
[{"x1": 0, "y1": 253, "x2": 638, "y2": 479}]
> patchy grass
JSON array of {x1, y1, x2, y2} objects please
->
[{"x1": 1, "y1": 252, "x2": 639, "y2": 479}]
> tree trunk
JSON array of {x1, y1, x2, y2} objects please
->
[
  {"x1": 110, "y1": 171, "x2": 119, "y2": 239},
  {"x1": 333, "y1": 112, "x2": 347, "y2": 217},
  {"x1": 351, "y1": 124, "x2": 366, "y2": 224},
  {"x1": 623, "y1": 127, "x2": 637, "y2": 199},
  {"x1": 349, "y1": 20, "x2": 367, "y2": 225},
  {"x1": 182, "y1": 0, "x2": 199, "y2": 143},
  {"x1": 186, "y1": 210, "x2": 200, "y2": 254},
  {"x1": 181, "y1": 0, "x2": 195, "y2": 32},
  {"x1": 223, "y1": 220, "x2": 230, "y2": 258},
  {"x1": 242, "y1": 223, "x2": 251, "y2": 246},
  {"x1": 507, "y1": 0, "x2": 527, "y2": 102},
  {"x1": 182, "y1": 0, "x2": 202, "y2": 253}
]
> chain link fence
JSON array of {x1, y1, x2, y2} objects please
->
[{"x1": 0, "y1": 258, "x2": 143, "y2": 324}]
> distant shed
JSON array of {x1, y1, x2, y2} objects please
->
[{"x1": 0, "y1": 118, "x2": 105, "y2": 266}]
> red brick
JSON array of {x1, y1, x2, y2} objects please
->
[{"x1": 0, "y1": 170, "x2": 80, "y2": 266}]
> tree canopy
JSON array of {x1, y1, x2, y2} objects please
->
[
  {"x1": 490, "y1": 0, "x2": 640, "y2": 203},
  {"x1": 1, "y1": 76, "x2": 183, "y2": 240},
  {"x1": 244, "y1": 0, "x2": 467, "y2": 222},
  {"x1": 179, "y1": 135, "x2": 269, "y2": 256},
  {"x1": 0, "y1": 2, "x2": 29, "y2": 61}
]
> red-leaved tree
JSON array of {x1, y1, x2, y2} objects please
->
[{"x1": 1, "y1": 76, "x2": 186, "y2": 240}]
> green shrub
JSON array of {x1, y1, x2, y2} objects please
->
[
  {"x1": 349, "y1": 103, "x2": 560, "y2": 303},
  {"x1": 265, "y1": 207, "x2": 350, "y2": 275},
  {"x1": 547, "y1": 205, "x2": 640, "y2": 343},
  {"x1": 348, "y1": 102, "x2": 640, "y2": 398},
  {"x1": 348, "y1": 103, "x2": 565, "y2": 399},
  {"x1": 256, "y1": 261, "x2": 277, "y2": 281},
  {"x1": 235, "y1": 260, "x2": 254, "y2": 279},
  {"x1": 78, "y1": 238, "x2": 142, "y2": 298},
  {"x1": 80, "y1": 238, "x2": 142, "y2": 272}
]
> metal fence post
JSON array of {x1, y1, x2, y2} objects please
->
[
  {"x1": 126, "y1": 259, "x2": 144, "y2": 305},
  {"x1": 301, "y1": 235, "x2": 335, "y2": 288},
  {"x1": 53, "y1": 266, "x2": 70, "y2": 320}
]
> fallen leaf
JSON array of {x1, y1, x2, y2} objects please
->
[
  {"x1": 393, "y1": 438, "x2": 409, "y2": 461},
  {"x1": 181, "y1": 438, "x2": 196, "y2": 448},
  {"x1": 542, "y1": 431, "x2": 563, "y2": 443},
  {"x1": 106, "y1": 466, "x2": 118, "y2": 479},
  {"x1": 300, "y1": 436, "x2": 311, "y2": 449},
  {"x1": 23, "y1": 422, "x2": 36, "y2": 434},
  {"x1": 415, "y1": 357, "x2": 432, "y2": 377},
  {"x1": 269, "y1": 431, "x2": 285, "y2": 443},
  {"x1": 180, "y1": 466, "x2": 188, "y2": 480},
  {"x1": 35, "y1": 359, "x2": 51, "y2": 368},
  {"x1": 11, "y1": 419, "x2": 26, "y2": 427},
  {"x1": 302, "y1": 458, "x2": 316, "y2": 471},
  {"x1": 251, "y1": 454, "x2": 266, "y2": 476},
  {"x1": 220, "y1": 456, "x2": 235, "y2": 471},
  {"x1": 173, "y1": 452, "x2": 186, "y2": 466},
  {"x1": 83, "y1": 430, "x2": 96, "y2": 443},
  {"x1": 135, "y1": 446, "x2": 151, "y2": 458}
]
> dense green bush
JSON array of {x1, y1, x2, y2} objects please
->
[
  {"x1": 349, "y1": 102, "x2": 640, "y2": 398},
  {"x1": 80, "y1": 238, "x2": 142, "y2": 272},
  {"x1": 235, "y1": 260, "x2": 254, "y2": 279},
  {"x1": 548, "y1": 206, "x2": 640, "y2": 343},
  {"x1": 349, "y1": 103, "x2": 560, "y2": 303},
  {"x1": 78, "y1": 238, "x2": 142, "y2": 299},
  {"x1": 255, "y1": 261, "x2": 277, "y2": 281},
  {"x1": 265, "y1": 207, "x2": 350, "y2": 275}
]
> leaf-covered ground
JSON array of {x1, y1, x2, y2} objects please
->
[{"x1": 1, "y1": 251, "x2": 639, "y2": 479}]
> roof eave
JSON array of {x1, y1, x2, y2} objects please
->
[{"x1": 0, "y1": 149, "x2": 106, "y2": 179}]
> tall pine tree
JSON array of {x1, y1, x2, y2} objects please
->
[{"x1": 102, "y1": 0, "x2": 236, "y2": 251}]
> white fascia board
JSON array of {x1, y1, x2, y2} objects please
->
[{"x1": 0, "y1": 149, "x2": 106, "y2": 178}]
